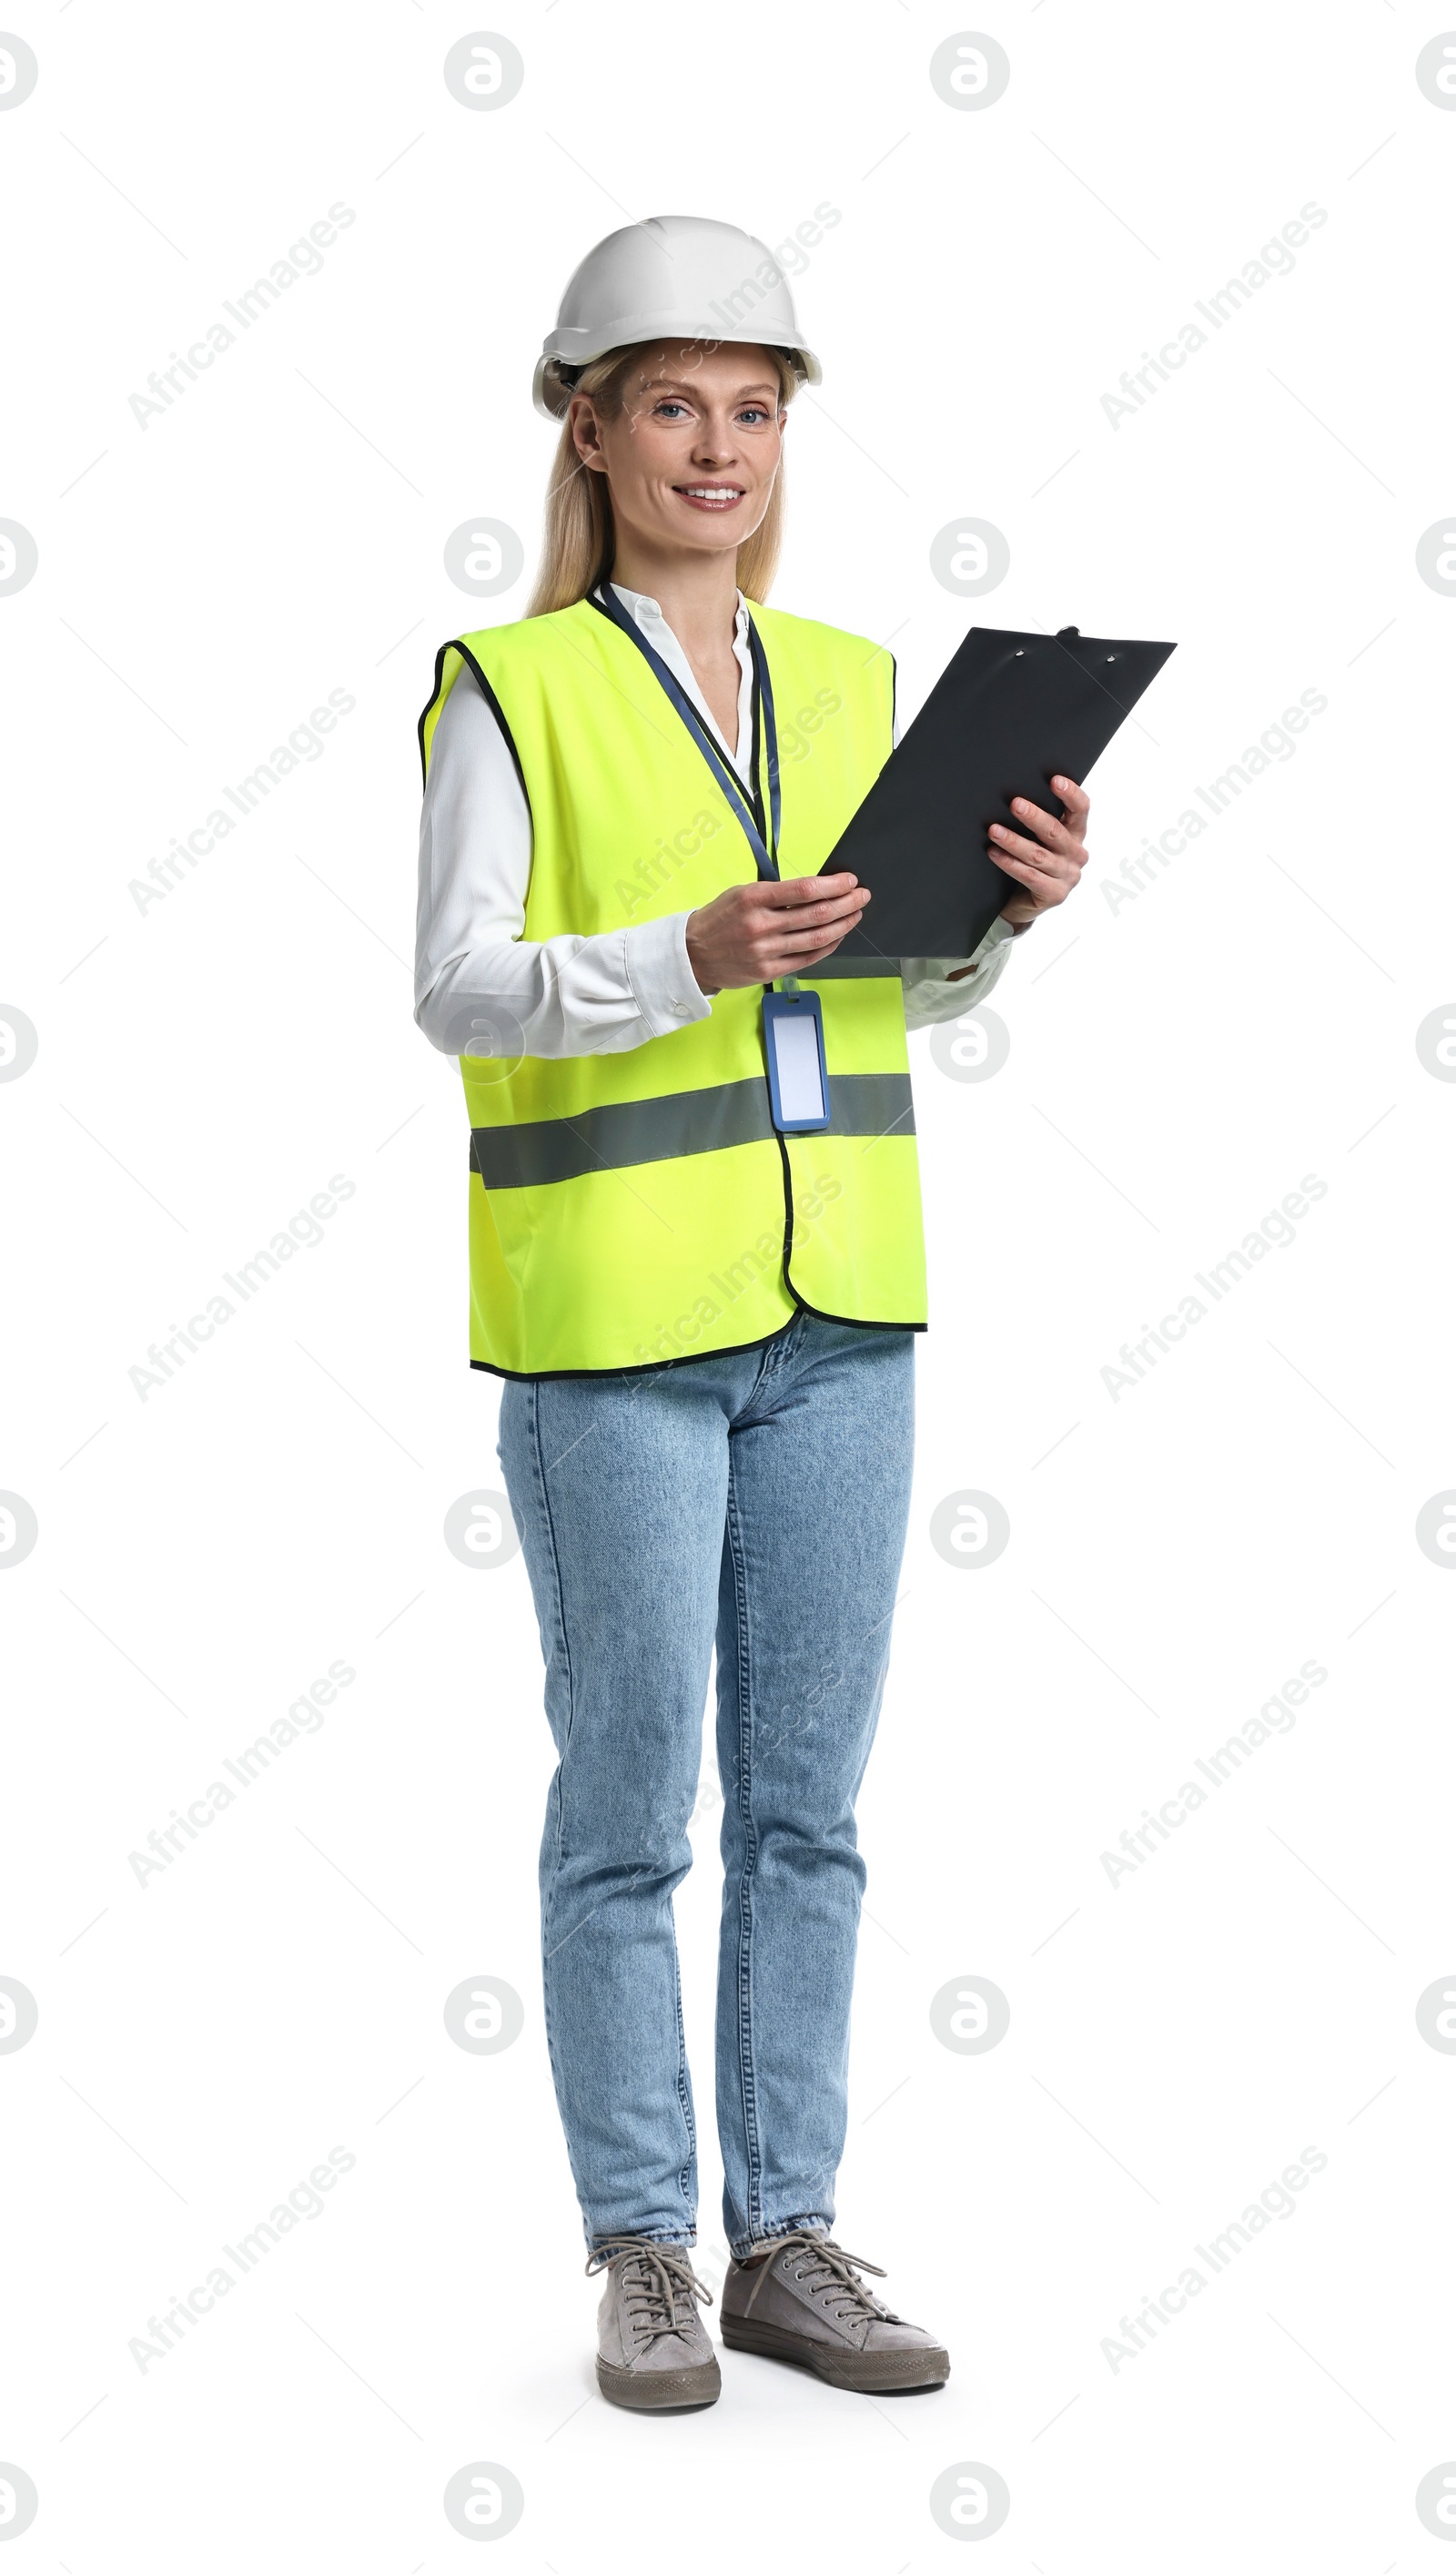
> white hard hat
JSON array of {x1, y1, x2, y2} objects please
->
[{"x1": 532, "y1": 215, "x2": 823, "y2": 419}]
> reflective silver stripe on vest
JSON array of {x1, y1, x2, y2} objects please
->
[{"x1": 470, "y1": 1072, "x2": 915, "y2": 1191}]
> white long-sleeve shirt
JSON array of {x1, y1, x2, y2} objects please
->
[{"x1": 414, "y1": 581, "x2": 1017, "y2": 1058}]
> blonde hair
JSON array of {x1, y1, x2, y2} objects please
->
[{"x1": 526, "y1": 342, "x2": 798, "y2": 618}]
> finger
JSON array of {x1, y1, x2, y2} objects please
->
[
  {"x1": 1008, "y1": 836, "x2": 1087, "y2": 878},
  {"x1": 763, "y1": 942, "x2": 846, "y2": 973},
  {"x1": 767, "y1": 871, "x2": 860, "y2": 906},
  {"x1": 766, "y1": 910, "x2": 875, "y2": 960},
  {"x1": 988, "y1": 825, "x2": 1074, "y2": 879},
  {"x1": 1051, "y1": 775, "x2": 1089, "y2": 823},
  {"x1": 774, "y1": 910, "x2": 870, "y2": 956},
  {"x1": 1005, "y1": 796, "x2": 1076, "y2": 856},
  {"x1": 986, "y1": 856, "x2": 1065, "y2": 907},
  {"x1": 755, "y1": 888, "x2": 870, "y2": 932}
]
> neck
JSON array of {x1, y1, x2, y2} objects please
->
[{"x1": 605, "y1": 536, "x2": 741, "y2": 657}]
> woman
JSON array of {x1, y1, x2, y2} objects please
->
[{"x1": 415, "y1": 215, "x2": 1088, "y2": 2410}]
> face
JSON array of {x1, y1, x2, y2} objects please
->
[{"x1": 569, "y1": 339, "x2": 786, "y2": 560}]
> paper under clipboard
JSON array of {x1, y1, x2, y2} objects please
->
[{"x1": 815, "y1": 623, "x2": 1177, "y2": 965}]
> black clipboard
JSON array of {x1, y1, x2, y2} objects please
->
[{"x1": 816, "y1": 623, "x2": 1176, "y2": 963}]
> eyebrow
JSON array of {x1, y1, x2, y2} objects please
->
[{"x1": 639, "y1": 377, "x2": 781, "y2": 400}]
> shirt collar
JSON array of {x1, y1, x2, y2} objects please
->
[{"x1": 602, "y1": 578, "x2": 749, "y2": 641}]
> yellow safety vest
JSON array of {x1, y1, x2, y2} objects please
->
[{"x1": 419, "y1": 593, "x2": 927, "y2": 1377}]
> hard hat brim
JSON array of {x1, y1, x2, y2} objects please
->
[{"x1": 532, "y1": 334, "x2": 821, "y2": 421}]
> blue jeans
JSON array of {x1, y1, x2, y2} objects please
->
[{"x1": 497, "y1": 1313, "x2": 915, "y2": 2258}]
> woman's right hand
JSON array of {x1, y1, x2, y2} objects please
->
[{"x1": 685, "y1": 873, "x2": 873, "y2": 995}]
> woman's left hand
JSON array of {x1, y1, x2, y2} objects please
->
[{"x1": 989, "y1": 775, "x2": 1090, "y2": 931}]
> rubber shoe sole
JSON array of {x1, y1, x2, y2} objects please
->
[
  {"x1": 721, "y1": 2312, "x2": 949, "y2": 2392},
  {"x1": 595, "y1": 2352, "x2": 722, "y2": 2411}
]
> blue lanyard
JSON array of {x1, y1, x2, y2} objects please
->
[{"x1": 588, "y1": 583, "x2": 782, "y2": 880}]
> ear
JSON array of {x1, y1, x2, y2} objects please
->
[{"x1": 569, "y1": 395, "x2": 608, "y2": 473}]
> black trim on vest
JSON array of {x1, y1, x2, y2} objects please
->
[
  {"x1": 774, "y1": 1129, "x2": 795, "y2": 1292},
  {"x1": 471, "y1": 1325, "x2": 790, "y2": 1384},
  {"x1": 784, "y1": 1298, "x2": 926, "y2": 1339},
  {"x1": 774, "y1": 1027, "x2": 922, "y2": 1335},
  {"x1": 469, "y1": 1072, "x2": 915, "y2": 1191},
  {"x1": 444, "y1": 598, "x2": 927, "y2": 1376},
  {"x1": 467, "y1": 1311, "x2": 924, "y2": 1383},
  {"x1": 585, "y1": 583, "x2": 775, "y2": 878},
  {"x1": 417, "y1": 639, "x2": 533, "y2": 833},
  {"x1": 747, "y1": 651, "x2": 768, "y2": 849}
]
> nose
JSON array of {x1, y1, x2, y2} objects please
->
[{"x1": 693, "y1": 415, "x2": 740, "y2": 469}]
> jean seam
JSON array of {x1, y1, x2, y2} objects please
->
[
  {"x1": 728, "y1": 2214, "x2": 830, "y2": 2259},
  {"x1": 529, "y1": 1380, "x2": 594, "y2": 2235},
  {"x1": 529, "y1": 1383, "x2": 577, "y2": 1790},
  {"x1": 722, "y1": 1450, "x2": 763, "y2": 2242},
  {"x1": 747, "y1": 1311, "x2": 797, "y2": 1397},
  {"x1": 590, "y1": 2228, "x2": 699, "y2": 2250},
  {"x1": 671, "y1": 1940, "x2": 697, "y2": 2234}
]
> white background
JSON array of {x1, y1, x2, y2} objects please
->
[{"x1": 4, "y1": 0, "x2": 1456, "y2": 2563}]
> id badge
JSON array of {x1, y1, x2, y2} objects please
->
[{"x1": 763, "y1": 988, "x2": 831, "y2": 1133}]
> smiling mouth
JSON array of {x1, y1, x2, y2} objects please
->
[{"x1": 673, "y1": 484, "x2": 745, "y2": 510}]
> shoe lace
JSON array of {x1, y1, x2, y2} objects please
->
[
  {"x1": 743, "y1": 2228, "x2": 898, "y2": 2324},
  {"x1": 586, "y1": 2237, "x2": 713, "y2": 2348}
]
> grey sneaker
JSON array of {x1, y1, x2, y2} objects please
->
[
  {"x1": 587, "y1": 2237, "x2": 722, "y2": 2411},
  {"x1": 720, "y1": 2229, "x2": 949, "y2": 2392}
]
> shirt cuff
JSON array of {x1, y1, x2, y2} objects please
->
[
  {"x1": 622, "y1": 910, "x2": 714, "y2": 1036},
  {"x1": 904, "y1": 915, "x2": 1016, "y2": 983},
  {"x1": 901, "y1": 916, "x2": 1018, "y2": 1033}
]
